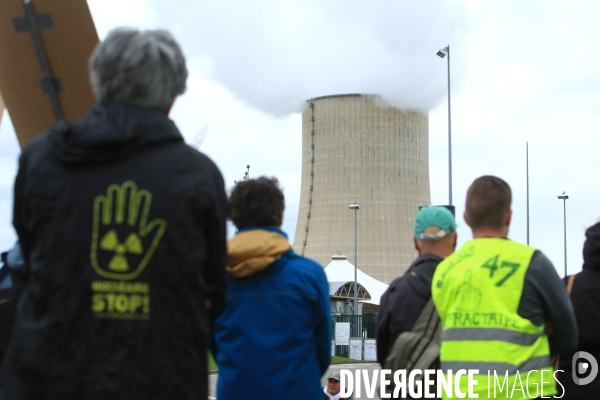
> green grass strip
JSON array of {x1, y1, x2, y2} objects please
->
[{"x1": 208, "y1": 354, "x2": 374, "y2": 372}]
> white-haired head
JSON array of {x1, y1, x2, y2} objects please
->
[{"x1": 89, "y1": 28, "x2": 188, "y2": 110}]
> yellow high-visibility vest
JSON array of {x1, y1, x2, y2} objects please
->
[{"x1": 432, "y1": 238, "x2": 555, "y2": 399}]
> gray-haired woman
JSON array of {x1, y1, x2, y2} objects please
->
[
  {"x1": 89, "y1": 28, "x2": 188, "y2": 111},
  {"x1": 0, "y1": 28, "x2": 228, "y2": 400}
]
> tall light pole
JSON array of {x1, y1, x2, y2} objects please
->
[
  {"x1": 437, "y1": 45, "x2": 452, "y2": 205},
  {"x1": 557, "y1": 192, "x2": 569, "y2": 277},
  {"x1": 349, "y1": 203, "x2": 360, "y2": 315}
]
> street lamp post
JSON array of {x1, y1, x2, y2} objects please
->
[
  {"x1": 349, "y1": 203, "x2": 360, "y2": 316},
  {"x1": 557, "y1": 192, "x2": 569, "y2": 277},
  {"x1": 437, "y1": 45, "x2": 452, "y2": 205}
]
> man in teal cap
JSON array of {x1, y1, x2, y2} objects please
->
[{"x1": 376, "y1": 206, "x2": 457, "y2": 366}]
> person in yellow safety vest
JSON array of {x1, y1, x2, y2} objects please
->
[{"x1": 431, "y1": 175, "x2": 578, "y2": 399}]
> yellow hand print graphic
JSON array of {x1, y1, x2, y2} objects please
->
[{"x1": 91, "y1": 181, "x2": 167, "y2": 280}]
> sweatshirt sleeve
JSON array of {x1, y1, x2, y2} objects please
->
[
  {"x1": 314, "y1": 266, "x2": 332, "y2": 376},
  {"x1": 518, "y1": 251, "x2": 578, "y2": 356},
  {"x1": 202, "y1": 162, "x2": 228, "y2": 326}
]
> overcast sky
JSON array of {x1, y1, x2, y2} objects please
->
[{"x1": 1, "y1": 0, "x2": 599, "y2": 277}]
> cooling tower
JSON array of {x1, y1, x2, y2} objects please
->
[{"x1": 292, "y1": 94, "x2": 431, "y2": 284}]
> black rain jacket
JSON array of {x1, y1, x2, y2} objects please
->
[
  {"x1": 376, "y1": 253, "x2": 443, "y2": 366},
  {"x1": 0, "y1": 101, "x2": 227, "y2": 400},
  {"x1": 558, "y1": 222, "x2": 600, "y2": 398}
]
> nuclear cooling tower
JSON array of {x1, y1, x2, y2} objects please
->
[{"x1": 292, "y1": 94, "x2": 431, "y2": 284}]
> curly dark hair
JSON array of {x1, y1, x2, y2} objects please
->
[{"x1": 229, "y1": 177, "x2": 285, "y2": 229}]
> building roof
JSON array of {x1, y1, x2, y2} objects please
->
[
  {"x1": 328, "y1": 281, "x2": 371, "y2": 300},
  {"x1": 323, "y1": 250, "x2": 389, "y2": 306},
  {"x1": 308, "y1": 93, "x2": 366, "y2": 101}
]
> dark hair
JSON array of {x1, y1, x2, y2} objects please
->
[
  {"x1": 465, "y1": 175, "x2": 512, "y2": 230},
  {"x1": 583, "y1": 222, "x2": 600, "y2": 270},
  {"x1": 229, "y1": 177, "x2": 284, "y2": 229}
]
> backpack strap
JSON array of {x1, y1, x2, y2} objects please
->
[
  {"x1": 420, "y1": 299, "x2": 440, "y2": 337},
  {"x1": 405, "y1": 299, "x2": 441, "y2": 370},
  {"x1": 566, "y1": 274, "x2": 576, "y2": 296}
]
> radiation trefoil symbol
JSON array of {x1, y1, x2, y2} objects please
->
[
  {"x1": 100, "y1": 230, "x2": 143, "y2": 272},
  {"x1": 90, "y1": 181, "x2": 167, "y2": 280}
]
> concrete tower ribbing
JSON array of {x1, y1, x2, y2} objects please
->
[{"x1": 292, "y1": 94, "x2": 431, "y2": 284}]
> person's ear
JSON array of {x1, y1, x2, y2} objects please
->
[
  {"x1": 452, "y1": 231, "x2": 458, "y2": 249},
  {"x1": 463, "y1": 211, "x2": 469, "y2": 227},
  {"x1": 164, "y1": 98, "x2": 176, "y2": 116},
  {"x1": 278, "y1": 214, "x2": 284, "y2": 228},
  {"x1": 413, "y1": 236, "x2": 420, "y2": 253},
  {"x1": 505, "y1": 209, "x2": 512, "y2": 227}
]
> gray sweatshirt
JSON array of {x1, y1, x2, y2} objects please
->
[{"x1": 518, "y1": 251, "x2": 578, "y2": 356}]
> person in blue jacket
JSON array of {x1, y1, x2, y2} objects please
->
[{"x1": 214, "y1": 176, "x2": 331, "y2": 399}]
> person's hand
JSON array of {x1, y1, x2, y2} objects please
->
[
  {"x1": 454, "y1": 270, "x2": 482, "y2": 311},
  {"x1": 205, "y1": 285, "x2": 215, "y2": 310},
  {"x1": 545, "y1": 319, "x2": 554, "y2": 337}
]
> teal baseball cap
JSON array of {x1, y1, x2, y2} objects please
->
[{"x1": 414, "y1": 206, "x2": 456, "y2": 239}]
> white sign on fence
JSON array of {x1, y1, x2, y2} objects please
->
[
  {"x1": 363, "y1": 339, "x2": 377, "y2": 361},
  {"x1": 335, "y1": 322, "x2": 350, "y2": 346},
  {"x1": 349, "y1": 338, "x2": 362, "y2": 360}
]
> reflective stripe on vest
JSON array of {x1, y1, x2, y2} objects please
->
[
  {"x1": 442, "y1": 327, "x2": 545, "y2": 346},
  {"x1": 431, "y1": 238, "x2": 556, "y2": 399},
  {"x1": 442, "y1": 355, "x2": 551, "y2": 375}
]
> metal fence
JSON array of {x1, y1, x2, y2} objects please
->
[{"x1": 330, "y1": 314, "x2": 377, "y2": 358}]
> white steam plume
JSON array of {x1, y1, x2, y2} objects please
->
[{"x1": 147, "y1": 0, "x2": 471, "y2": 115}]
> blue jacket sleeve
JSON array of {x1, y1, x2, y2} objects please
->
[{"x1": 314, "y1": 267, "x2": 332, "y2": 376}]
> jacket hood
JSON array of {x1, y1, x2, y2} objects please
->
[
  {"x1": 48, "y1": 101, "x2": 183, "y2": 163},
  {"x1": 583, "y1": 222, "x2": 600, "y2": 271},
  {"x1": 226, "y1": 229, "x2": 291, "y2": 278}
]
